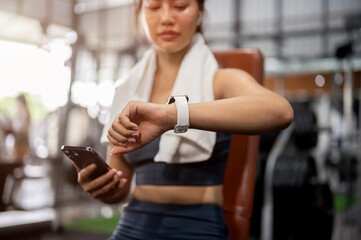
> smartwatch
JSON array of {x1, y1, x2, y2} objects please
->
[{"x1": 168, "y1": 95, "x2": 189, "y2": 133}]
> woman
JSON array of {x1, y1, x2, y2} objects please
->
[{"x1": 75, "y1": 0, "x2": 293, "y2": 239}]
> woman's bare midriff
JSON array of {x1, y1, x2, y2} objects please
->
[{"x1": 132, "y1": 185, "x2": 223, "y2": 206}]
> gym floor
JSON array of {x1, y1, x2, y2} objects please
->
[{"x1": 0, "y1": 197, "x2": 123, "y2": 240}]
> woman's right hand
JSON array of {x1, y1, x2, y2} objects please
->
[
  {"x1": 107, "y1": 101, "x2": 176, "y2": 155},
  {"x1": 74, "y1": 163, "x2": 128, "y2": 203}
]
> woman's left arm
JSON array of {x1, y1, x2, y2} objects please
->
[
  {"x1": 108, "y1": 68, "x2": 293, "y2": 155},
  {"x1": 188, "y1": 68, "x2": 293, "y2": 135}
]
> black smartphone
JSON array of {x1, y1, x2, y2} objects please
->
[{"x1": 61, "y1": 145, "x2": 110, "y2": 179}]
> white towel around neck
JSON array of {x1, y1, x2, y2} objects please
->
[{"x1": 100, "y1": 33, "x2": 218, "y2": 163}]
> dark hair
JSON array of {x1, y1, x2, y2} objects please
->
[{"x1": 134, "y1": 0, "x2": 205, "y2": 33}]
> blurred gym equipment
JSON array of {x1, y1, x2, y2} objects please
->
[{"x1": 258, "y1": 103, "x2": 335, "y2": 240}]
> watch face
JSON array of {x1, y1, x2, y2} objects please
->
[
  {"x1": 168, "y1": 95, "x2": 189, "y2": 105},
  {"x1": 168, "y1": 97, "x2": 176, "y2": 104},
  {"x1": 175, "y1": 126, "x2": 188, "y2": 133}
]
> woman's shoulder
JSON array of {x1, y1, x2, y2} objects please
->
[
  {"x1": 213, "y1": 68, "x2": 255, "y2": 99},
  {"x1": 214, "y1": 68, "x2": 253, "y2": 80}
]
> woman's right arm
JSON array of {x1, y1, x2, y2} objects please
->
[{"x1": 76, "y1": 146, "x2": 134, "y2": 204}]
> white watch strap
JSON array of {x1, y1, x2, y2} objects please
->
[{"x1": 171, "y1": 95, "x2": 189, "y2": 133}]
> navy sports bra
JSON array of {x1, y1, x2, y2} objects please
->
[{"x1": 123, "y1": 133, "x2": 232, "y2": 186}]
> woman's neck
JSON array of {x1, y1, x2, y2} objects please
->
[
  {"x1": 148, "y1": 47, "x2": 190, "y2": 103},
  {"x1": 155, "y1": 46, "x2": 189, "y2": 74}
]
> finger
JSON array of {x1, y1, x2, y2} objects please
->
[
  {"x1": 78, "y1": 164, "x2": 97, "y2": 184},
  {"x1": 116, "y1": 170, "x2": 123, "y2": 179},
  {"x1": 111, "y1": 142, "x2": 141, "y2": 155},
  {"x1": 127, "y1": 137, "x2": 137, "y2": 144},
  {"x1": 107, "y1": 131, "x2": 127, "y2": 146},
  {"x1": 106, "y1": 133, "x2": 119, "y2": 146},
  {"x1": 110, "y1": 145, "x2": 127, "y2": 155},
  {"x1": 98, "y1": 179, "x2": 128, "y2": 202},
  {"x1": 119, "y1": 178, "x2": 127, "y2": 188},
  {"x1": 96, "y1": 169, "x2": 123, "y2": 187},
  {"x1": 91, "y1": 174, "x2": 122, "y2": 198},
  {"x1": 83, "y1": 169, "x2": 116, "y2": 192},
  {"x1": 118, "y1": 113, "x2": 138, "y2": 131},
  {"x1": 111, "y1": 120, "x2": 139, "y2": 139}
]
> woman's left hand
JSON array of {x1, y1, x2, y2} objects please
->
[{"x1": 107, "y1": 101, "x2": 176, "y2": 155}]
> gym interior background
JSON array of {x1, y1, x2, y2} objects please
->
[{"x1": 0, "y1": 0, "x2": 360, "y2": 239}]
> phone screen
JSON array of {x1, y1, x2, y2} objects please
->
[{"x1": 61, "y1": 145, "x2": 110, "y2": 179}]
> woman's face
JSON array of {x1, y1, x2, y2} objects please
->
[{"x1": 142, "y1": 0, "x2": 200, "y2": 53}]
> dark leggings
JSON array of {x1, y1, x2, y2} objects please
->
[{"x1": 109, "y1": 198, "x2": 230, "y2": 240}]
